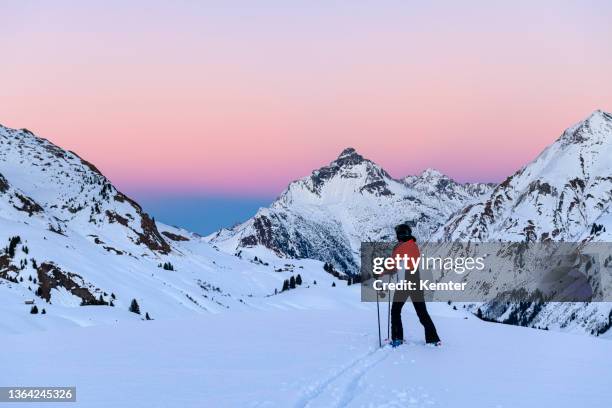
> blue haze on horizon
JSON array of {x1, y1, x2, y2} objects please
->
[{"x1": 135, "y1": 195, "x2": 272, "y2": 235}]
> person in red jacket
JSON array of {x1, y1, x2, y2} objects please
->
[{"x1": 389, "y1": 223, "x2": 441, "y2": 347}]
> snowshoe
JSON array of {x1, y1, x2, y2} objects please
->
[{"x1": 390, "y1": 339, "x2": 403, "y2": 348}]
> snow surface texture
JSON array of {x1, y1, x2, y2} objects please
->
[{"x1": 3, "y1": 303, "x2": 612, "y2": 408}]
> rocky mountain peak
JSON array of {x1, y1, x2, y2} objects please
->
[
  {"x1": 285, "y1": 147, "x2": 392, "y2": 198},
  {"x1": 333, "y1": 147, "x2": 366, "y2": 168},
  {"x1": 559, "y1": 109, "x2": 612, "y2": 146},
  {"x1": 338, "y1": 147, "x2": 357, "y2": 157},
  {"x1": 439, "y1": 110, "x2": 612, "y2": 242},
  {"x1": 588, "y1": 109, "x2": 612, "y2": 122}
]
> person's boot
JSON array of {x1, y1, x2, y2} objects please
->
[{"x1": 391, "y1": 339, "x2": 403, "y2": 348}]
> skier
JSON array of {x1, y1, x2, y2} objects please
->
[{"x1": 388, "y1": 222, "x2": 441, "y2": 347}]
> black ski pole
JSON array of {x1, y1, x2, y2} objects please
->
[
  {"x1": 376, "y1": 288, "x2": 382, "y2": 348},
  {"x1": 387, "y1": 273, "x2": 391, "y2": 341}
]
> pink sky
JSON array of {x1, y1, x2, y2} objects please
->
[{"x1": 1, "y1": 1, "x2": 611, "y2": 196}]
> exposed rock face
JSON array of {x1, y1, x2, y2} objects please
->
[
  {"x1": 0, "y1": 173, "x2": 9, "y2": 193},
  {"x1": 161, "y1": 231, "x2": 190, "y2": 242},
  {"x1": 36, "y1": 262, "x2": 103, "y2": 305}
]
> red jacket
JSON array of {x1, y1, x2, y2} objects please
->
[{"x1": 390, "y1": 240, "x2": 420, "y2": 273}]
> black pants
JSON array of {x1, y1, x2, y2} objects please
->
[{"x1": 391, "y1": 284, "x2": 440, "y2": 344}]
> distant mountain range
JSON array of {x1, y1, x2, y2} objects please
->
[
  {"x1": 1, "y1": 110, "x2": 611, "y2": 335},
  {"x1": 207, "y1": 148, "x2": 493, "y2": 272},
  {"x1": 209, "y1": 110, "x2": 612, "y2": 334}
]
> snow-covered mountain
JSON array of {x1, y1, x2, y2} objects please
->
[
  {"x1": 0, "y1": 124, "x2": 348, "y2": 334},
  {"x1": 3, "y1": 110, "x2": 611, "y2": 337},
  {"x1": 0, "y1": 127, "x2": 171, "y2": 256},
  {"x1": 402, "y1": 168, "x2": 493, "y2": 206},
  {"x1": 208, "y1": 148, "x2": 492, "y2": 273},
  {"x1": 438, "y1": 110, "x2": 612, "y2": 243},
  {"x1": 435, "y1": 110, "x2": 612, "y2": 335},
  {"x1": 209, "y1": 111, "x2": 612, "y2": 336}
]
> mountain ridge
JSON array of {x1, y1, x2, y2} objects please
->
[
  {"x1": 437, "y1": 109, "x2": 612, "y2": 242},
  {"x1": 209, "y1": 147, "x2": 494, "y2": 272},
  {"x1": 1, "y1": 123, "x2": 349, "y2": 334},
  {"x1": 2, "y1": 110, "x2": 611, "y2": 336}
]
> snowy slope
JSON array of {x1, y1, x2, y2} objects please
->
[
  {"x1": 0, "y1": 124, "x2": 351, "y2": 334},
  {"x1": 0, "y1": 127, "x2": 171, "y2": 254},
  {"x1": 438, "y1": 110, "x2": 612, "y2": 243},
  {"x1": 3, "y1": 303, "x2": 611, "y2": 408},
  {"x1": 435, "y1": 110, "x2": 612, "y2": 335},
  {"x1": 208, "y1": 148, "x2": 492, "y2": 273}
]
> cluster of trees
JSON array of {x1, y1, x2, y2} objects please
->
[
  {"x1": 4, "y1": 235, "x2": 21, "y2": 257},
  {"x1": 280, "y1": 274, "x2": 303, "y2": 292},
  {"x1": 323, "y1": 262, "x2": 341, "y2": 277},
  {"x1": 323, "y1": 262, "x2": 361, "y2": 286},
  {"x1": 593, "y1": 309, "x2": 612, "y2": 336},
  {"x1": 3, "y1": 275, "x2": 19, "y2": 284},
  {"x1": 29, "y1": 305, "x2": 46, "y2": 315},
  {"x1": 273, "y1": 263, "x2": 362, "y2": 292},
  {"x1": 346, "y1": 277, "x2": 357, "y2": 286},
  {"x1": 78, "y1": 292, "x2": 117, "y2": 307},
  {"x1": 591, "y1": 223, "x2": 605, "y2": 235},
  {"x1": 158, "y1": 262, "x2": 175, "y2": 271},
  {"x1": 252, "y1": 256, "x2": 269, "y2": 266}
]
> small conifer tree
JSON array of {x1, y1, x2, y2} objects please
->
[{"x1": 129, "y1": 298, "x2": 141, "y2": 314}]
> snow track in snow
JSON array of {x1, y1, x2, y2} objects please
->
[{"x1": 295, "y1": 346, "x2": 391, "y2": 408}]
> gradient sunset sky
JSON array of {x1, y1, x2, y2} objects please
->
[{"x1": 2, "y1": 1, "x2": 612, "y2": 202}]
